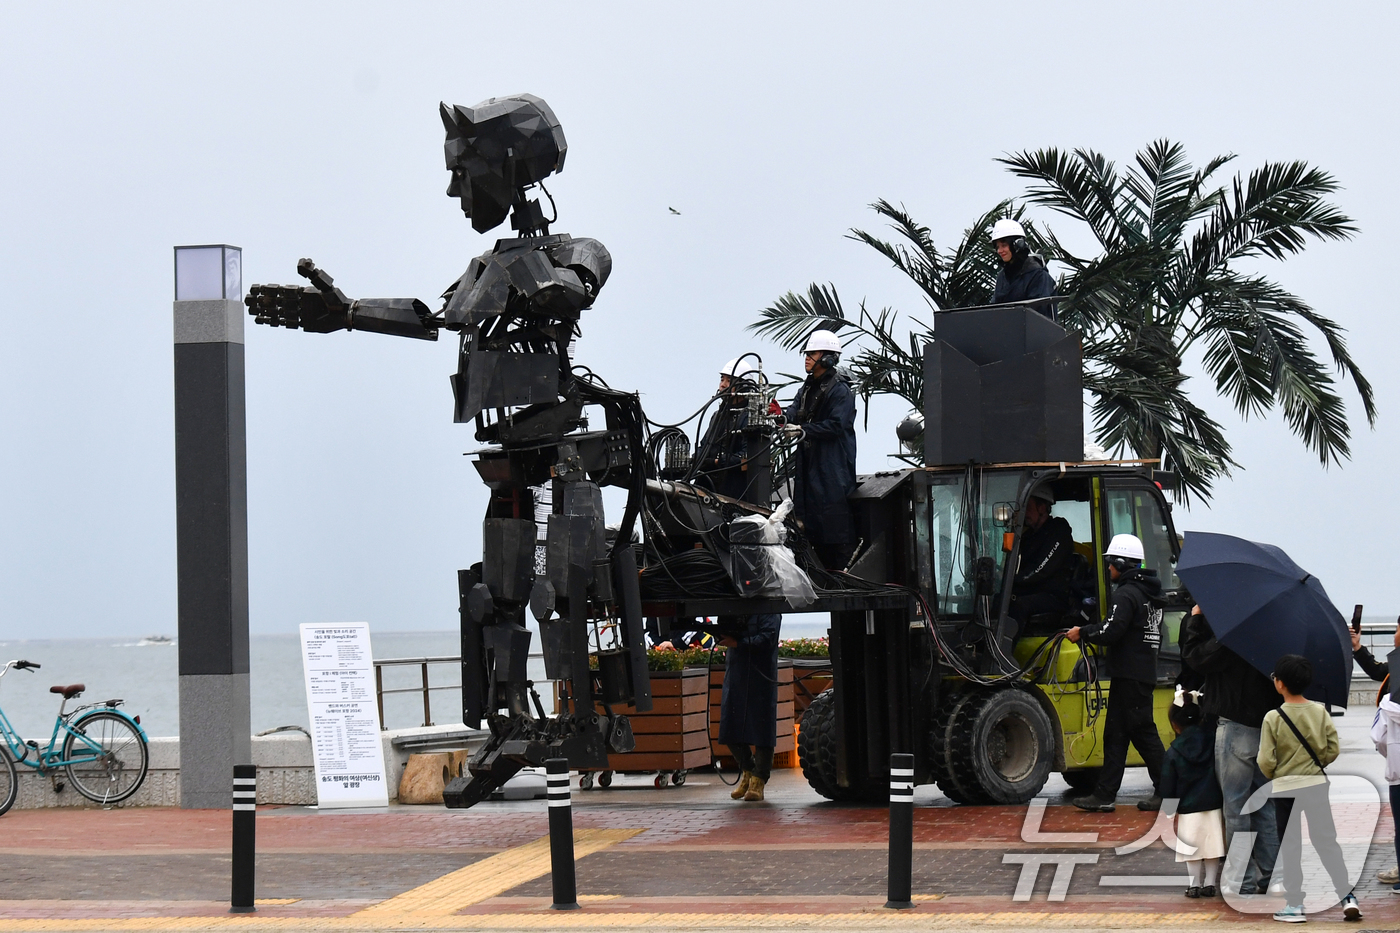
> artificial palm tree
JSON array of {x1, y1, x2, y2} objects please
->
[{"x1": 750, "y1": 141, "x2": 1374, "y2": 501}]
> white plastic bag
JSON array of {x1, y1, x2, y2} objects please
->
[{"x1": 727, "y1": 499, "x2": 815, "y2": 608}]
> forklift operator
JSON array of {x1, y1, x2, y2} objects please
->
[{"x1": 1005, "y1": 488, "x2": 1075, "y2": 638}]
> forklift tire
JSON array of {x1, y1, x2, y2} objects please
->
[
  {"x1": 797, "y1": 689, "x2": 864, "y2": 801},
  {"x1": 947, "y1": 687, "x2": 1054, "y2": 805},
  {"x1": 1060, "y1": 768, "x2": 1102, "y2": 794},
  {"x1": 932, "y1": 690, "x2": 991, "y2": 804}
]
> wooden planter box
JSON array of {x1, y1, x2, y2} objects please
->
[
  {"x1": 708, "y1": 659, "x2": 795, "y2": 766},
  {"x1": 789, "y1": 657, "x2": 833, "y2": 724},
  {"x1": 596, "y1": 667, "x2": 710, "y2": 772}
]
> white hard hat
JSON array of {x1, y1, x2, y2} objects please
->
[
  {"x1": 1105, "y1": 533, "x2": 1145, "y2": 563},
  {"x1": 1029, "y1": 487, "x2": 1055, "y2": 505},
  {"x1": 720, "y1": 356, "x2": 762, "y2": 380},
  {"x1": 990, "y1": 218, "x2": 1026, "y2": 242},
  {"x1": 802, "y1": 330, "x2": 842, "y2": 354}
]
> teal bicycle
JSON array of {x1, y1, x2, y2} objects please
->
[{"x1": 0, "y1": 659, "x2": 149, "y2": 814}]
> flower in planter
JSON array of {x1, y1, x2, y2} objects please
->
[
  {"x1": 645, "y1": 648, "x2": 685, "y2": 672},
  {"x1": 778, "y1": 637, "x2": 829, "y2": 659},
  {"x1": 681, "y1": 645, "x2": 724, "y2": 667}
]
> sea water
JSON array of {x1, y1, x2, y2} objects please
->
[{"x1": 0, "y1": 617, "x2": 831, "y2": 740}]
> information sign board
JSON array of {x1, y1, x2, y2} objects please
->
[{"x1": 299, "y1": 622, "x2": 389, "y2": 808}]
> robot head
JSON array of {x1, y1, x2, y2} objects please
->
[{"x1": 440, "y1": 94, "x2": 568, "y2": 234}]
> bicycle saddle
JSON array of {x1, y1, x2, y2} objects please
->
[{"x1": 50, "y1": 684, "x2": 84, "y2": 698}]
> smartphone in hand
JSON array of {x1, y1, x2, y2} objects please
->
[{"x1": 1351, "y1": 604, "x2": 1363, "y2": 634}]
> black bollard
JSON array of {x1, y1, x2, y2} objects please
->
[
  {"x1": 230, "y1": 764, "x2": 257, "y2": 913},
  {"x1": 546, "y1": 758, "x2": 579, "y2": 910},
  {"x1": 885, "y1": 752, "x2": 915, "y2": 909}
]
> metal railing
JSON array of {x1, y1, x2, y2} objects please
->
[
  {"x1": 372, "y1": 651, "x2": 549, "y2": 730},
  {"x1": 373, "y1": 655, "x2": 461, "y2": 729}
]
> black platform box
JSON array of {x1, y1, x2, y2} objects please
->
[{"x1": 923, "y1": 307, "x2": 1082, "y2": 466}]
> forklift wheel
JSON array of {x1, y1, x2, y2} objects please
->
[
  {"x1": 598, "y1": 770, "x2": 613, "y2": 788},
  {"x1": 797, "y1": 688, "x2": 873, "y2": 801},
  {"x1": 946, "y1": 687, "x2": 1054, "y2": 805},
  {"x1": 932, "y1": 690, "x2": 989, "y2": 804}
]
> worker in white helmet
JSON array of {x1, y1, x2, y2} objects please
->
[
  {"x1": 989, "y1": 217, "x2": 1056, "y2": 318},
  {"x1": 1066, "y1": 533, "x2": 1167, "y2": 812},
  {"x1": 782, "y1": 330, "x2": 857, "y2": 570},
  {"x1": 694, "y1": 354, "x2": 765, "y2": 502}
]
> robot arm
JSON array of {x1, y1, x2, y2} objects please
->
[{"x1": 246, "y1": 258, "x2": 439, "y2": 341}]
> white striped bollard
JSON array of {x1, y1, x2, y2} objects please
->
[
  {"x1": 885, "y1": 752, "x2": 915, "y2": 909},
  {"x1": 230, "y1": 764, "x2": 256, "y2": 913},
  {"x1": 546, "y1": 758, "x2": 579, "y2": 910}
]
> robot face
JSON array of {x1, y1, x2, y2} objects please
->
[{"x1": 440, "y1": 95, "x2": 568, "y2": 234}]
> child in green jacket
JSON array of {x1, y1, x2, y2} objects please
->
[{"x1": 1258, "y1": 654, "x2": 1359, "y2": 923}]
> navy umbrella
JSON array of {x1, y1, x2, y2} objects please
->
[{"x1": 1176, "y1": 531, "x2": 1352, "y2": 708}]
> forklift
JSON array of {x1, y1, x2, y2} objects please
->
[{"x1": 794, "y1": 304, "x2": 1190, "y2": 803}]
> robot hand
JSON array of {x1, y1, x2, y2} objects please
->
[{"x1": 245, "y1": 258, "x2": 352, "y2": 334}]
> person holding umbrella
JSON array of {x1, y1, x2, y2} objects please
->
[
  {"x1": 1182, "y1": 606, "x2": 1282, "y2": 897},
  {"x1": 1066, "y1": 533, "x2": 1167, "y2": 812},
  {"x1": 1175, "y1": 531, "x2": 1355, "y2": 898}
]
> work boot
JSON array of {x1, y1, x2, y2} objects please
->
[
  {"x1": 1070, "y1": 793, "x2": 1116, "y2": 812},
  {"x1": 730, "y1": 771, "x2": 752, "y2": 800},
  {"x1": 743, "y1": 776, "x2": 767, "y2": 801}
]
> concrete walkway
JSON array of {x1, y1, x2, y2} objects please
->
[{"x1": 0, "y1": 707, "x2": 1393, "y2": 932}]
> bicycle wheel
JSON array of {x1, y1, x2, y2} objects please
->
[
  {"x1": 0, "y1": 747, "x2": 16, "y2": 816},
  {"x1": 63, "y1": 711, "x2": 148, "y2": 804}
]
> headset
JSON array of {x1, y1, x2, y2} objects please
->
[{"x1": 1104, "y1": 553, "x2": 1141, "y2": 575}]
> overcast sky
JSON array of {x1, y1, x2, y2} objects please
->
[{"x1": 1, "y1": 3, "x2": 1395, "y2": 639}]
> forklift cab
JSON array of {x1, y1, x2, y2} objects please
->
[
  {"x1": 925, "y1": 463, "x2": 1189, "y2": 683},
  {"x1": 1005, "y1": 469, "x2": 1186, "y2": 680}
]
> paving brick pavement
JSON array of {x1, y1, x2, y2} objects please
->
[{"x1": 0, "y1": 767, "x2": 1394, "y2": 930}]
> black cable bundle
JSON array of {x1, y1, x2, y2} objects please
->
[{"x1": 638, "y1": 549, "x2": 738, "y2": 600}]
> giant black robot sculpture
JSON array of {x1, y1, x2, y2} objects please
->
[{"x1": 247, "y1": 95, "x2": 674, "y2": 806}]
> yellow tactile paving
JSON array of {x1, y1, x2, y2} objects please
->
[
  {"x1": 355, "y1": 827, "x2": 642, "y2": 916},
  {"x1": 0, "y1": 910, "x2": 1225, "y2": 931}
]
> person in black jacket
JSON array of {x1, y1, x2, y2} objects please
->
[
  {"x1": 1067, "y1": 533, "x2": 1166, "y2": 812},
  {"x1": 1181, "y1": 605, "x2": 1282, "y2": 896},
  {"x1": 718, "y1": 613, "x2": 782, "y2": 802},
  {"x1": 783, "y1": 330, "x2": 857, "y2": 570},
  {"x1": 1007, "y1": 489, "x2": 1075, "y2": 634},
  {"x1": 1161, "y1": 693, "x2": 1226, "y2": 898},
  {"x1": 990, "y1": 218, "x2": 1055, "y2": 318},
  {"x1": 1352, "y1": 619, "x2": 1399, "y2": 697},
  {"x1": 694, "y1": 356, "x2": 764, "y2": 502}
]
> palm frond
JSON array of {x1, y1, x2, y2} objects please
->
[
  {"x1": 999, "y1": 147, "x2": 1130, "y2": 251},
  {"x1": 1186, "y1": 161, "x2": 1357, "y2": 276},
  {"x1": 1194, "y1": 274, "x2": 1357, "y2": 463},
  {"x1": 748, "y1": 283, "x2": 857, "y2": 350},
  {"x1": 1084, "y1": 337, "x2": 1234, "y2": 502}
]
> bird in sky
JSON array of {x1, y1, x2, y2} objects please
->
[{"x1": 668, "y1": 207, "x2": 681, "y2": 215}]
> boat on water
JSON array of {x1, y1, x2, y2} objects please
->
[{"x1": 137, "y1": 635, "x2": 174, "y2": 646}]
